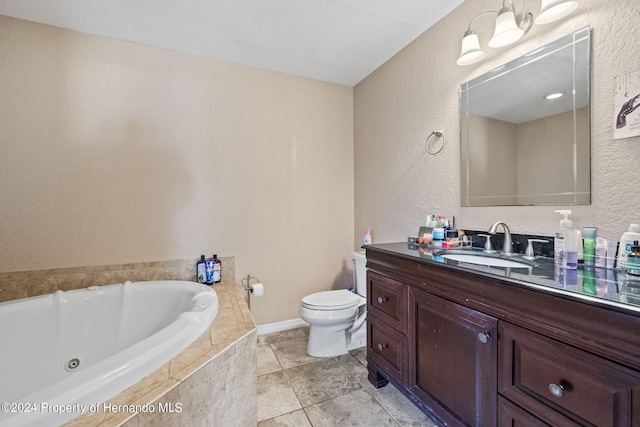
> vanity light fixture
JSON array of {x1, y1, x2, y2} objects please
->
[
  {"x1": 544, "y1": 92, "x2": 565, "y2": 100},
  {"x1": 456, "y1": 0, "x2": 579, "y2": 66}
]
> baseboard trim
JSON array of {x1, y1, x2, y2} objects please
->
[{"x1": 257, "y1": 318, "x2": 309, "y2": 336}]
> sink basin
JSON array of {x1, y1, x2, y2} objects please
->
[{"x1": 442, "y1": 254, "x2": 531, "y2": 269}]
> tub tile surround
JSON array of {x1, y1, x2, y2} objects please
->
[
  {"x1": 0, "y1": 256, "x2": 235, "y2": 303},
  {"x1": 62, "y1": 275, "x2": 256, "y2": 427},
  {"x1": 0, "y1": 256, "x2": 256, "y2": 426}
]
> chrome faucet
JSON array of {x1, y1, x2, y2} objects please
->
[{"x1": 488, "y1": 221, "x2": 513, "y2": 255}]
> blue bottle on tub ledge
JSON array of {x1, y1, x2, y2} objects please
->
[{"x1": 205, "y1": 256, "x2": 215, "y2": 285}]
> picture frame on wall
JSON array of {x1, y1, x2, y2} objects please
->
[{"x1": 614, "y1": 70, "x2": 640, "y2": 140}]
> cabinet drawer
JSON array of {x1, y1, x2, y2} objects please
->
[
  {"x1": 367, "y1": 315, "x2": 406, "y2": 384},
  {"x1": 499, "y1": 322, "x2": 640, "y2": 427},
  {"x1": 498, "y1": 396, "x2": 552, "y2": 427},
  {"x1": 367, "y1": 272, "x2": 408, "y2": 333}
]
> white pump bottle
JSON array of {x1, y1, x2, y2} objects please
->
[{"x1": 554, "y1": 210, "x2": 578, "y2": 269}]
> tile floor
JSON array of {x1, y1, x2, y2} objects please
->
[{"x1": 256, "y1": 327, "x2": 439, "y2": 426}]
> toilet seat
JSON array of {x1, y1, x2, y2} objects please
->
[{"x1": 301, "y1": 289, "x2": 363, "y2": 311}]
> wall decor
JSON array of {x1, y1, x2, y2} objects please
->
[{"x1": 614, "y1": 70, "x2": 640, "y2": 139}]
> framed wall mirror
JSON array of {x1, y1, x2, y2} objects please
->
[{"x1": 460, "y1": 27, "x2": 590, "y2": 207}]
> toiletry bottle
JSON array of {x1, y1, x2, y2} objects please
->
[
  {"x1": 426, "y1": 215, "x2": 434, "y2": 227},
  {"x1": 564, "y1": 227, "x2": 578, "y2": 270},
  {"x1": 618, "y1": 224, "x2": 640, "y2": 269},
  {"x1": 627, "y1": 242, "x2": 640, "y2": 276},
  {"x1": 364, "y1": 228, "x2": 372, "y2": 245},
  {"x1": 576, "y1": 229, "x2": 583, "y2": 262},
  {"x1": 213, "y1": 254, "x2": 222, "y2": 283},
  {"x1": 197, "y1": 255, "x2": 206, "y2": 283},
  {"x1": 205, "y1": 256, "x2": 215, "y2": 285},
  {"x1": 594, "y1": 237, "x2": 607, "y2": 268},
  {"x1": 583, "y1": 226, "x2": 597, "y2": 266},
  {"x1": 432, "y1": 227, "x2": 445, "y2": 248},
  {"x1": 554, "y1": 210, "x2": 575, "y2": 268},
  {"x1": 583, "y1": 267, "x2": 596, "y2": 295}
]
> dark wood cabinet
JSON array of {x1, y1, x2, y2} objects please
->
[
  {"x1": 364, "y1": 247, "x2": 640, "y2": 427},
  {"x1": 499, "y1": 322, "x2": 640, "y2": 427},
  {"x1": 498, "y1": 397, "x2": 557, "y2": 427},
  {"x1": 367, "y1": 272, "x2": 408, "y2": 387},
  {"x1": 408, "y1": 288, "x2": 497, "y2": 427},
  {"x1": 367, "y1": 272, "x2": 408, "y2": 333}
]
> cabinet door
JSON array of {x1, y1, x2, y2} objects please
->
[{"x1": 409, "y1": 288, "x2": 497, "y2": 427}]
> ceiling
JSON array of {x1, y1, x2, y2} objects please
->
[{"x1": 0, "y1": 0, "x2": 464, "y2": 87}]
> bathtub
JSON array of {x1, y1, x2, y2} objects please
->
[{"x1": 0, "y1": 280, "x2": 218, "y2": 427}]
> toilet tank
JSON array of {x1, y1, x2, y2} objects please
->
[{"x1": 352, "y1": 251, "x2": 367, "y2": 298}]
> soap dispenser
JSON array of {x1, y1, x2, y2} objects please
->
[{"x1": 554, "y1": 210, "x2": 578, "y2": 269}]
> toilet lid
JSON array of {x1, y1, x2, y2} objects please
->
[{"x1": 301, "y1": 289, "x2": 362, "y2": 310}]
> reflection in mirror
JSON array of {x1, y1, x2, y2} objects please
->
[{"x1": 460, "y1": 27, "x2": 590, "y2": 207}]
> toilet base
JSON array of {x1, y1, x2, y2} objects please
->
[
  {"x1": 307, "y1": 324, "x2": 349, "y2": 357},
  {"x1": 306, "y1": 321, "x2": 367, "y2": 357},
  {"x1": 347, "y1": 326, "x2": 367, "y2": 351}
]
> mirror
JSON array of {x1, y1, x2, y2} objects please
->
[{"x1": 460, "y1": 27, "x2": 590, "y2": 207}]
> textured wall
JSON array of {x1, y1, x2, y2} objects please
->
[
  {"x1": 0, "y1": 16, "x2": 354, "y2": 325},
  {"x1": 354, "y1": 0, "x2": 640, "y2": 245}
]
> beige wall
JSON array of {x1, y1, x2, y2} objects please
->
[
  {"x1": 355, "y1": 0, "x2": 640, "y2": 244},
  {"x1": 3, "y1": 0, "x2": 640, "y2": 326},
  {"x1": 0, "y1": 16, "x2": 354, "y2": 325}
]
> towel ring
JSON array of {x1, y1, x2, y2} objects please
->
[{"x1": 425, "y1": 130, "x2": 445, "y2": 155}]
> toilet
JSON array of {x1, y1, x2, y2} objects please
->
[{"x1": 300, "y1": 251, "x2": 367, "y2": 357}]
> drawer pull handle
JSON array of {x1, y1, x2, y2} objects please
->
[
  {"x1": 377, "y1": 343, "x2": 388, "y2": 351},
  {"x1": 548, "y1": 383, "x2": 564, "y2": 398},
  {"x1": 377, "y1": 296, "x2": 388, "y2": 304},
  {"x1": 477, "y1": 332, "x2": 490, "y2": 343}
]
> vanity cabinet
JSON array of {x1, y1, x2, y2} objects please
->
[
  {"x1": 366, "y1": 272, "x2": 408, "y2": 386},
  {"x1": 408, "y1": 288, "x2": 497, "y2": 426},
  {"x1": 365, "y1": 247, "x2": 640, "y2": 427},
  {"x1": 499, "y1": 322, "x2": 640, "y2": 426}
]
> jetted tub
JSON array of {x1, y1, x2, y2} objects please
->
[{"x1": 0, "y1": 280, "x2": 218, "y2": 427}]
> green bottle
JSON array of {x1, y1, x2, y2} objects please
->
[{"x1": 583, "y1": 226, "x2": 597, "y2": 266}]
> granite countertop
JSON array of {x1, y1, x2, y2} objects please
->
[{"x1": 365, "y1": 242, "x2": 640, "y2": 316}]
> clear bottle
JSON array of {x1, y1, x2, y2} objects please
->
[
  {"x1": 364, "y1": 228, "x2": 372, "y2": 245},
  {"x1": 594, "y1": 237, "x2": 607, "y2": 268},
  {"x1": 554, "y1": 210, "x2": 577, "y2": 269},
  {"x1": 565, "y1": 229, "x2": 578, "y2": 270}
]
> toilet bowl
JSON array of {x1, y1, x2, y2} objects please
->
[{"x1": 299, "y1": 251, "x2": 367, "y2": 357}]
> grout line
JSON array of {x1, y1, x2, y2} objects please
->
[{"x1": 258, "y1": 327, "x2": 431, "y2": 427}]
